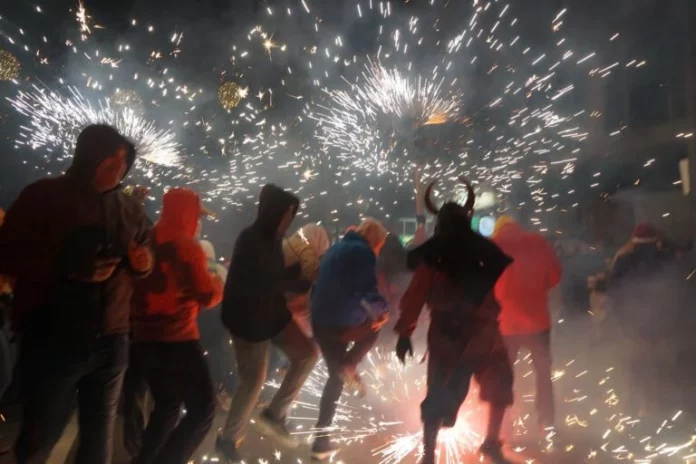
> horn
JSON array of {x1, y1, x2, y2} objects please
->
[
  {"x1": 459, "y1": 176, "x2": 476, "y2": 214},
  {"x1": 424, "y1": 179, "x2": 439, "y2": 215}
]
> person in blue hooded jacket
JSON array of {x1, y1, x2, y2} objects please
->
[{"x1": 310, "y1": 217, "x2": 389, "y2": 460}]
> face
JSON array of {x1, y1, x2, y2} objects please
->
[
  {"x1": 93, "y1": 146, "x2": 128, "y2": 193},
  {"x1": 276, "y1": 204, "x2": 296, "y2": 238}
]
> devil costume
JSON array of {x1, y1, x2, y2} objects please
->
[{"x1": 395, "y1": 178, "x2": 514, "y2": 464}]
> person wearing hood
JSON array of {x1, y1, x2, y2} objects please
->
[
  {"x1": 309, "y1": 217, "x2": 389, "y2": 460},
  {"x1": 282, "y1": 223, "x2": 330, "y2": 337},
  {"x1": 492, "y1": 216, "x2": 561, "y2": 433},
  {"x1": 0, "y1": 125, "x2": 153, "y2": 463},
  {"x1": 607, "y1": 223, "x2": 679, "y2": 413},
  {"x1": 395, "y1": 179, "x2": 514, "y2": 464},
  {"x1": 129, "y1": 188, "x2": 223, "y2": 464},
  {"x1": 217, "y1": 184, "x2": 319, "y2": 462}
]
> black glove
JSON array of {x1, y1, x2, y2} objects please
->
[{"x1": 396, "y1": 336, "x2": 414, "y2": 364}]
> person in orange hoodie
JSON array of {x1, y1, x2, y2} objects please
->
[
  {"x1": 493, "y1": 217, "x2": 561, "y2": 432},
  {"x1": 130, "y1": 188, "x2": 224, "y2": 464}
]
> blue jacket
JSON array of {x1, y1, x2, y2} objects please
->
[{"x1": 311, "y1": 231, "x2": 387, "y2": 328}]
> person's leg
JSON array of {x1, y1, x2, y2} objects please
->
[
  {"x1": 268, "y1": 320, "x2": 319, "y2": 421},
  {"x1": 152, "y1": 342, "x2": 215, "y2": 464},
  {"x1": 123, "y1": 346, "x2": 149, "y2": 460},
  {"x1": 14, "y1": 338, "x2": 81, "y2": 464},
  {"x1": 311, "y1": 327, "x2": 349, "y2": 459},
  {"x1": 342, "y1": 323, "x2": 379, "y2": 396},
  {"x1": 476, "y1": 346, "x2": 514, "y2": 463},
  {"x1": 74, "y1": 335, "x2": 128, "y2": 464},
  {"x1": 420, "y1": 355, "x2": 446, "y2": 464},
  {"x1": 526, "y1": 331, "x2": 555, "y2": 427},
  {"x1": 503, "y1": 335, "x2": 521, "y2": 368},
  {"x1": 220, "y1": 337, "x2": 270, "y2": 443},
  {"x1": 135, "y1": 343, "x2": 182, "y2": 464},
  {"x1": 313, "y1": 328, "x2": 349, "y2": 429}
]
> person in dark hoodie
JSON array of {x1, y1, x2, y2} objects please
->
[
  {"x1": 130, "y1": 188, "x2": 224, "y2": 464},
  {"x1": 395, "y1": 178, "x2": 513, "y2": 464},
  {"x1": 0, "y1": 124, "x2": 153, "y2": 464},
  {"x1": 217, "y1": 184, "x2": 318, "y2": 463}
]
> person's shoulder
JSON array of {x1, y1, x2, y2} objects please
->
[
  {"x1": 173, "y1": 236, "x2": 207, "y2": 259},
  {"x1": 20, "y1": 177, "x2": 62, "y2": 197}
]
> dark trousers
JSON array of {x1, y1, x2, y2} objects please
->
[
  {"x1": 133, "y1": 341, "x2": 215, "y2": 464},
  {"x1": 122, "y1": 347, "x2": 151, "y2": 460},
  {"x1": 504, "y1": 331, "x2": 555, "y2": 426},
  {"x1": 15, "y1": 334, "x2": 128, "y2": 464},
  {"x1": 313, "y1": 322, "x2": 379, "y2": 428}
]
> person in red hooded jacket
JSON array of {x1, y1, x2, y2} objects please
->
[
  {"x1": 493, "y1": 217, "x2": 561, "y2": 432},
  {"x1": 130, "y1": 188, "x2": 223, "y2": 464}
]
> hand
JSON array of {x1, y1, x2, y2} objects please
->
[
  {"x1": 71, "y1": 257, "x2": 122, "y2": 283},
  {"x1": 371, "y1": 313, "x2": 390, "y2": 331},
  {"x1": 128, "y1": 241, "x2": 153, "y2": 274},
  {"x1": 131, "y1": 186, "x2": 149, "y2": 204},
  {"x1": 396, "y1": 336, "x2": 414, "y2": 364}
]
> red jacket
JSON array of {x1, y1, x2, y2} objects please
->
[
  {"x1": 493, "y1": 223, "x2": 561, "y2": 336},
  {"x1": 131, "y1": 188, "x2": 223, "y2": 342}
]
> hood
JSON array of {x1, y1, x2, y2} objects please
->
[
  {"x1": 66, "y1": 124, "x2": 136, "y2": 187},
  {"x1": 255, "y1": 184, "x2": 300, "y2": 237},
  {"x1": 356, "y1": 217, "x2": 388, "y2": 251},
  {"x1": 200, "y1": 239, "x2": 216, "y2": 261},
  {"x1": 493, "y1": 216, "x2": 523, "y2": 239},
  {"x1": 297, "y1": 223, "x2": 330, "y2": 257},
  {"x1": 343, "y1": 230, "x2": 370, "y2": 247},
  {"x1": 155, "y1": 188, "x2": 203, "y2": 242}
]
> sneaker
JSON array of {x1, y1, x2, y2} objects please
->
[
  {"x1": 311, "y1": 435, "x2": 340, "y2": 461},
  {"x1": 215, "y1": 435, "x2": 243, "y2": 463},
  {"x1": 479, "y1": 439, "x2": 511, "y2": 464},
  {"x1": 340, "y1": 366, "x2": 367, "y2": 398},
  {"x1": 254, "y1": 408, "x2": 299, "y2": 449}
]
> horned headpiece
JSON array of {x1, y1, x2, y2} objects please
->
[{"x1": 423, "y1": 176, "x2": 476, "y2": 218}]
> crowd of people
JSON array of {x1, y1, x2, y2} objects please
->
[{"x1": 0, "y1": 124, "x2": 687, "y2": 464}]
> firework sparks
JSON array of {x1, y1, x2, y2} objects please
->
[{"x1": 9, "y1": 85, "x2": 181, "y2": 167}]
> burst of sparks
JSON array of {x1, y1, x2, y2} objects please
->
[{"x1": 9, "y1": 85, "x2": 181, "y2": 167}]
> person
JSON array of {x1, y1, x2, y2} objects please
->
[
  {"x1": 282, "y1": 223, "x2": 330, "y2": 337},
  {"x1": 310, "y1": 217, "x2": 390, "y2": 460},
  {"x1": 217, "y1": 184, "x2": 319, "y2": 463},
  {"x1": 129, "y1": 188, "x2": 223, "y2": 464},
  {"x1": 492, "y1": 216, "x2": 561, "y2": 433},
  {"x1": 120, "y1": 185, "x2": 154, "y2": 462},
  {"x1": 197, "y1": 239, "x2": 236, "y2": 411},
  {"x1": 395, "y1": 178, "x2": 513, "y2": 464},
  {"x1": 0, "y1": 124, "x2": 153, "y2": 464},
  {"x1": 607, "y1": 223, "x2": 680, "y2": 413}
]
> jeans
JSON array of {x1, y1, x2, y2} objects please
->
[
  {"x1": 504, "y1": 331, "x2": 554, "y2": 426},
  {"x1": 313, "y1": 322, "x2": 379, "y2": 428},
  {"x1": 122, "y1": 347, "x2": 151, "y2": 460},
  {"x1": 222, "y1": 320, "x2": 318, "y2": 442},
  {"x1": 133, "y1": 341, "x2": 215, "y2": 464},
  {"x1": 15, "y1": 334, "x2": 128, "y2": 464}
]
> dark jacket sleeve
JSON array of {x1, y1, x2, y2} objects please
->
[
  {"x1": 0, "y1": 182, "x2": 53, "y2": 283},
  {"x1": 122, "y1": 194, "x2": 153, "y2": 278}
]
